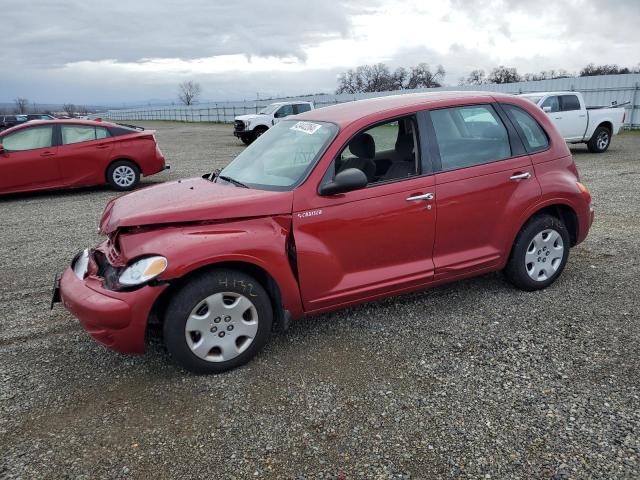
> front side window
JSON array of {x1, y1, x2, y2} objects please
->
[
  {"x1": 276, "y1": 105, "x2": 295, "y2": 118},
  {"x1": 61, "y1": 125, "x2": 110, "y2": 145},
  {"x1": 326, "y1": 116, "x2": 420, "y2": 187},
  {"x1": 560, "y1": 95, "x2": 580, "y2": 111},
  {"x1": 220, "y1": 120, "x2": 337, "y2": 190},
  {"x1": 2, "y1": 126, "x2": 53, "y2": 151},
  {"x1": 430, "y1": 105, "x2": 511, "y2": 170},
  {"x1": 540, "y1": 96, "x2": 560, "y2": 113},
  {"x1": 502, "y1": 104, "x2": 549, "y2": 153}
]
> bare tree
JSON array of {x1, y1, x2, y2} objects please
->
[
  {"x1": 462, "y1": 69, "x2": 486, "y2": 85},
  {"x1": 487, "y1": 66, "x2": 521, "y2": 84},
  {"x1": 14, "y1": 98, "x2": 29, "y2": 114},
  {"x1": 77, "y1": 105, "x2": 89, "y2": 116},
  {"x1": 336, "y1": 62, "x2": 445, "y2": 93},
  {"x1": 178, "y1": 81, "x2": 202, "y2": 105},
  {"x1": 405, "y1": 63, "x2": 445, "y2": 89},
  {"x1": 63, "y1": 103, "x2": 76, "y2": 117}
]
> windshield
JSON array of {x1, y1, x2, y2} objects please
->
[
  {"x1": 258, "y1": 104, "x2": 280, "y2": 115},
  {"x1": 220, "y1": 120, "x2": 338, "y2": 191},
  {"x1": 522, "y1": 95, "x2": 543, "y2": 105}
]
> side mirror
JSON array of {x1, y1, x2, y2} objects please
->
[
  {"x1": 274, "y1": 111, "x2": 285, "y2": 119},
  {"x1": 0, "y1": 143, "x2": 4, "y2": 154},
  {"x1": 319, "y1": 168, "x2": 368, "y2": 196},
  {"x1": 542, "y1": 106, "x2": 552, "y2": 113}
]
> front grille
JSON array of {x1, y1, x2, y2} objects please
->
[{"x1": 234, "y1": 120, "x2": 245, "y2": 132}]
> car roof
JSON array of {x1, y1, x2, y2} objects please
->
[
  {"x1": 520, "y1": 91, "x2": 579, "y2": 97},
  {"x1": 0, "y1": 118, "x2": 119, "y2": 136},
  {"x1": 294, "y1": 91, "x2": 511, "y2": 127}
]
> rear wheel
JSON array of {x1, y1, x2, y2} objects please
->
[
  {"x1": 587, "y1": 126, "x2": 611, "y2": 153},
  {"x1": 163, "y1": 269, "x2": 273, "y2": 374},
  {"x1": 106, "y1": 160, "x2": 140, "y2": 191},
  {"x1": 504, "y1": 214, "x2": 570, "y2": 291}
]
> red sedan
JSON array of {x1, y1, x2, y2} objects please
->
[
  {"x1": 55, "y1": 92, "x2": 593, "y2": 373},
  {"x1": 0, "y1": 119, "x2": 168, "y2": 194}
]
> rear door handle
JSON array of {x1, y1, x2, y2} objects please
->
[
  {"x1": 406, "y1": 192, "x2": 434, "y2": 201},
  {"x1": 40, "y1": 151, "x2": 55, "y2": 157},
  {"x1": 96, "y1": 144, "x2": 109, "y2": 149},
  {"x1": 510, "y1": 172, "x2": 531, "y2": 181}
]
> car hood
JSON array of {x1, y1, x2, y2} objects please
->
[
  {"x1": 235, "y1": 114, "x2": 269, "y2": 122},
  {"x1": 99, "y1": 177, "x2": 293, "y2": 234}
]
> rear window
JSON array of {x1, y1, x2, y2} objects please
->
[{"x1": 502, "y1": 104, "x2": 549, "y2": 153}]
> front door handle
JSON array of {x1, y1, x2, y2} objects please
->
[
  {"x1": 40, "y1": 151, "x2": 55, "y2": 157},
  {"x1": 96, "y1": 144, "x2": 109, "y2": 149},
  {"x1": 406, "y1": 192, "x2": 434, "y2": 201},
  {"x1": 510, "y1": 172, "x2": 531, "y2": 181}
]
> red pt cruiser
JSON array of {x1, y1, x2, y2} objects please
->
[{"x1": 54, "y1": 92, "x2": 594, "y2": 373}]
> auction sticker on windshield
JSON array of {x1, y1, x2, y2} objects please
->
[{"x1": 290, "y1": 121, "x2": 323, "y2": 135}]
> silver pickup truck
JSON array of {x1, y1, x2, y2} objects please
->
[{"x1": 520, "y1": 91, "x2": 626, "y2": 153}]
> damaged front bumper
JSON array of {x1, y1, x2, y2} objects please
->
[{"x1": 52, "y1": 249, "x2": 168, "y2": 354}]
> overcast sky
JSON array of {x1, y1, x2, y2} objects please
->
[{"x1": 1, "y1": 0, "x2": 638, "y2": 106}]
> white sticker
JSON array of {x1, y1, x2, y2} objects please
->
[{"x1": 290, "y1": 121, "x2": 322, "y2": 135}]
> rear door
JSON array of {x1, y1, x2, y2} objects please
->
[
  {"x1": 558, "y1": 94, "x2": 586, "y2": 141},
  {"x1": 57, "y1": 124, "x2": 114, "y2": 186},
  {"x1": 427, "y1": 103, "x2": 541, "y2": 277},
  {"x1": 293, "y1": 115, "x2": 437, "y2": 312},
  {"x1": 0, "y1": 124, "x2": 59, "y2": 191}
]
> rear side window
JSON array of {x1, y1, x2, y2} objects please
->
[
  {"x1": 294, "y1": 104, "x2": 311, "y2": 114},
  {"x1": 430, "y1": 105, "x2": 511, "y2": 170},
  {"x1": 560, "y1": 95, "x2": 581, "y2": 111},
  {"x1": 2, "y1": 126, "x2": 53, "y2": 151},
  {"x1": 61, "y1": 125, "x2": 110, "y2": 144},
  {"x1": 502, "y1": 104, "x2": 549, "y2": 153}
]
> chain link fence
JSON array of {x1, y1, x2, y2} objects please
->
[{"x1": 102, "y1": 73, "x2": 640, "y2": 128}]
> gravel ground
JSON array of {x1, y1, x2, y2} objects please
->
[{"x1": 1, "y1": 123, "x2": 638, "y2": 479}]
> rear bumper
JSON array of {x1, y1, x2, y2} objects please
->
[{"x1": 58, "y1": 265, "x2": 167, "y2": 354}]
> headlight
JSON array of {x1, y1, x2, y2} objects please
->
[
  {"x1": 119, "y1": 256, "x2": 167, "y2": 286},
  {"x1": 244, "y1": 120, "x2": 251, "y2": 128}
]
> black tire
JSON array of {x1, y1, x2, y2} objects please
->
[
  {"x1": 106, "y1": 160, "x2": 140, "y2": 191},
  {"x1": 504, "y1": 214, "x2": 570, "y2": 291},
  {"x1": 253, "y1": 126, "x2": 268, "y2": 139},
  {"x1": 587, "y1": 125, "x2": 611, "y2": 153},
  {"x1": 163, "y1": 269, "x2": 273, "y2": 374},
  {"x1": 240, "y1": 134, "x2": 254, "y2": 145}
]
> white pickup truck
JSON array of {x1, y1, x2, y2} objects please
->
[
  {"x1": 233, "y1": 101, "x2": 314, "y2": 145},
  {"x1": 520, "y1": 91, "x2": 626, "y2": 153}
]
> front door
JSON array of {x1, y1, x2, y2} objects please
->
[
  {"x1": 0, "y1": 125, "x2": 59, "y2": 192},
  {"x1": 293, "y1": 115, "x2": 437, "y2": 313}
]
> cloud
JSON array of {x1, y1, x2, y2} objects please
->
[
  {"x1": 1, "y1": 0, "x2": 376, "y2": 66},
  {"x1": 1, "y1": 0, "x2": 638, "y2": 105}
]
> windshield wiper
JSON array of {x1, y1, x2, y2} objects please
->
[{"x1": 217, "y1": 174, "x2": 249, "y2": 188}]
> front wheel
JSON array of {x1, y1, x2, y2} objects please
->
[
  {"x1": 163, "y1": 269, "x2": 273, "y2": 374},
  {"x1": 240, "y1": 134, "x2": 254, "y2": 145},
  {"x1": 587, "y1": 126, "x2": 611, "y2": 153},
  {"x1": 106, "y1": 160, "x2": 140, "y2": 191},
  {"x1": 504, "y1": 214, "x2": 570, "y2": 291}
]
